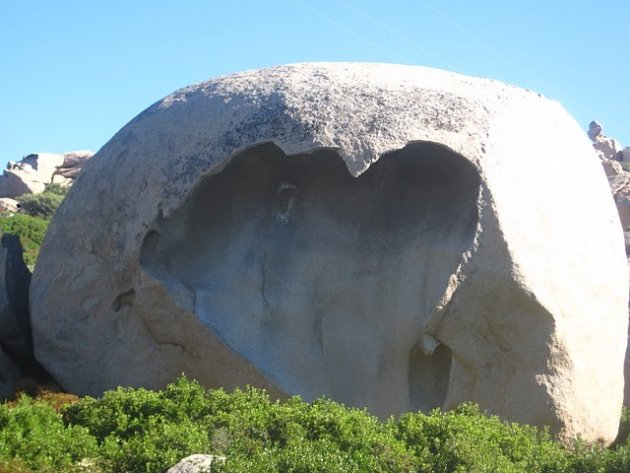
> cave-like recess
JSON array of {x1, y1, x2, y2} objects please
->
[{"x1": 140, "y1": 141, "x2": 480, "y2": 416}]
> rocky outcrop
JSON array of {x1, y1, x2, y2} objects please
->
[
  {"x1": 592, "y1": 123, "x2": 630, "y2": 406},
  {"x1": 589, "y1": 121, "x2": 624, "y2": 162},
  {"x1": 608, "y1": 174, "x2": 630, "y2": 231},
  {"x1": 0, "y1": 150, "x2": 93, "y2": 198},
  {"x1": 0, "y1": 153, "x2": 63, "y2": 197},
  {"x1": 588, "y1": 124, "x2": 630, "y2": 230},
  {"x1": 30, "y1": 63, "x2": 628, "y2": 445},
  {"x1": 51, "y1": 150, "x2": 94, "y2": 186}
]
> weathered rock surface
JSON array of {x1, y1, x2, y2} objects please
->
[
  {"x1": 0, "y1": 150, "x2": 94, "y2": 198},
  {"x1": 0, "y1": 234, "x2": 34, "y2": 400},
  {"x1": 0, "y1": 153, "x2": 62, "y2": 197},
  {"x1": 0, "y1": 345, "x2": 21, "y2": 400},
  {"x1": 608, "y1": 173, "x2": 630, "y2": 231},
  {"x1": 51, "y1": 150, "x2": 94, "y2": 185},
  {"x1": 30, "y1": 63, "x2": 628, "y2": 444},
  {"x1": 166, "y1": 454, "x2": 223, "y2": 473}
]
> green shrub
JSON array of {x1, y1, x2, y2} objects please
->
[
  {"x1": 0, "y1": 213, "x2": 49, "y2": 269},
  {"x1": 616, "y1": 407, "x2": 630, "y2": 446},
  {"x1": 0, "y1": 184, "x2": 68, "y2": 270},
  {"x1": 63, "y1": 378, "x2": 215, "y2": 473},
  {"x1": 396, "y1": 404, "x2": 572, "y2": 473},
  {"x1": 17, "y1": 184, "x2": 68, "y2": 219},
  {"x1": 210, "y1": 392, "x2": 417, "y2": 473},
  {"x1": 40, "y1": 183, "x2": 68, "y2": 197},
  {"x1": 0, "y1": 396, "x2": 97, "y2": 471},
  {"x1": 1, "y1": 377, "x2": 630, "y2": 472}
]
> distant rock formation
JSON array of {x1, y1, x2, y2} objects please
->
[
  {"x1": 51, "y1": 150, "x2": 94, "y2": 185},
  {"x1": 29, "y1": 63, "x2": 627, "y2": 445},
  {"x1": 590, "y1": 122, "x2": 630, "y2": 407},
  {"x1": 589, "y1": 122, "x2": 630, "y2": 229},
  {"x1": 0, "y1": 150, "x2": 93, "y2": 199}
]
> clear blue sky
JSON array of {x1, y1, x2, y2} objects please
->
[{"x1": 1, "y1": 1, "x2": 628, "y2": 167}]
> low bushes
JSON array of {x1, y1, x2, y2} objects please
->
[
  {"x1": 0, "y1": 377, "x2": 629, "y2": 473},
  {"x1": 17, "y1": 184, "x2": 68, "y2": 220}
]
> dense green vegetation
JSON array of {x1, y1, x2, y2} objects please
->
[
  {"x1": 1, "y1": 377, "x2": 629, "y2": 473},
  {"x1": 0, "y1": 214, "x2": 49, "y2": 270},
  {"x1": 0, "y1": 184, "x2": 69, "y2": 270},
  {"x1": 17, "y1": 184, "x2": 68, "y2": 219}
]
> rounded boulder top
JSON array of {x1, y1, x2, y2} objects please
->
[{"x1": 30, "y1": 62, "x2": 628, "y2": 445}]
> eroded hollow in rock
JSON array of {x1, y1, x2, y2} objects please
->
[{"x1": 140, "y1": 141, "x2": 480, "y2": 416}]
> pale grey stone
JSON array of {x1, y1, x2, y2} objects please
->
[
  {"x1": 0, "y1": 198, "x2": 19, "y2": 213},
  {"x1": 166, "y1": 454, "x2": 223, "y2": 473}
]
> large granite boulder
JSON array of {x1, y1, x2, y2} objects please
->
[{"x1": 30, "y1": 63, "x2": 628, "y2": 444}]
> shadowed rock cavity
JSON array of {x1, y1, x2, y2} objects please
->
[{"x1": 141, "y1": 141, "x2": 480, "y2": 416}]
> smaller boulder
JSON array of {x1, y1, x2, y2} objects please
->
[
  {"x1": 0, "y1": 345, "x2": 21, "y2": 399},
  {"x1": 0, "y1": 234, "x2": 32, "y2": 368},
  {"x1": 167, "y1": 454, "x2": 224, "y2": 473}
]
